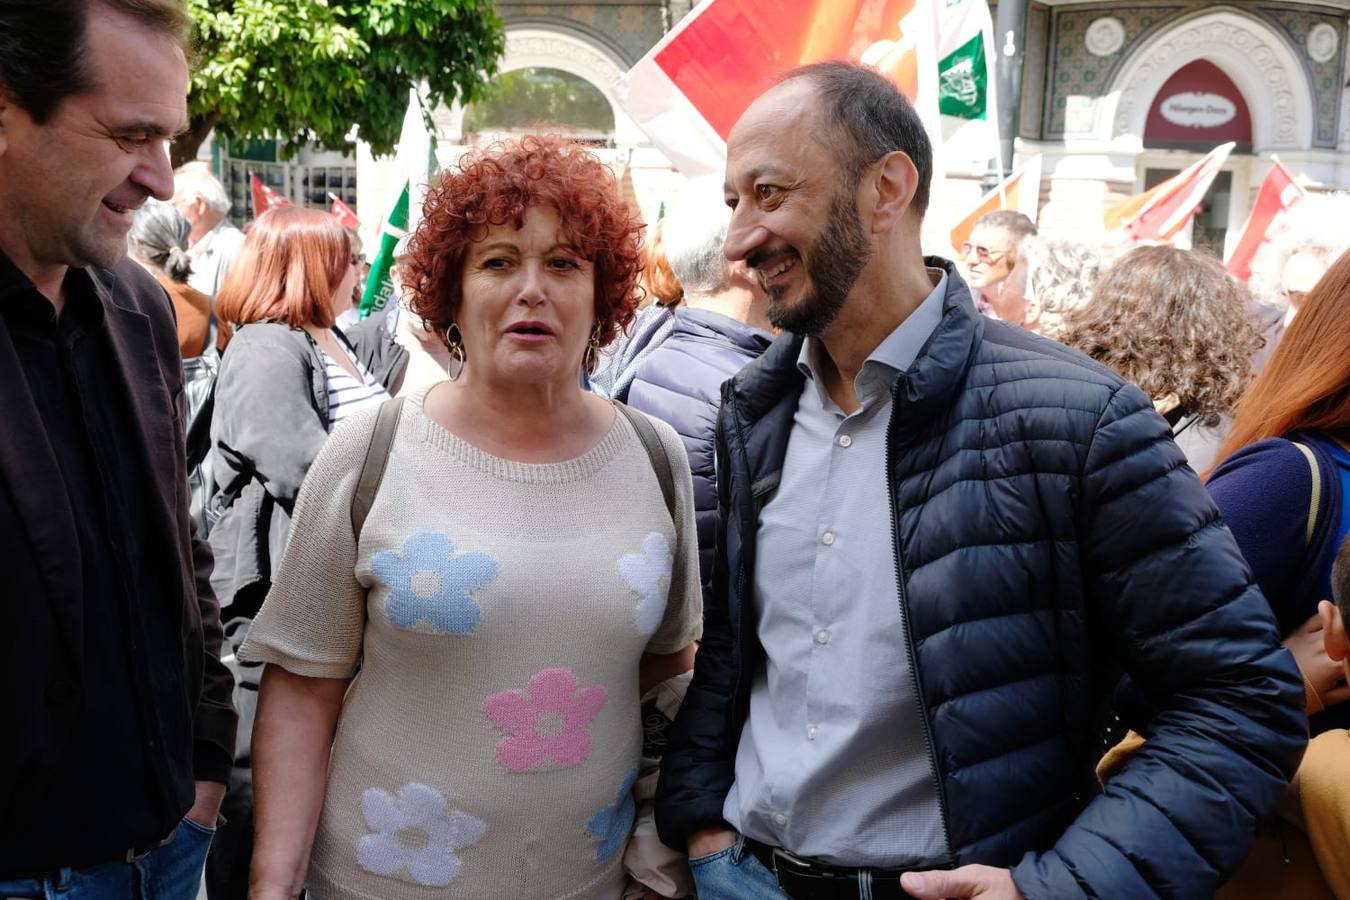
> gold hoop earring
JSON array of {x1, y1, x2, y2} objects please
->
[
  {"x1": 583, "y1": 323, "x2": 603, "y2": 375},
  {"x1": 444, "y1": 323, "x2": 465, "y2": 382}
]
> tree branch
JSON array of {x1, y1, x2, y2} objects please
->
[{"x1": 171, "y1": 111, "x2": 222, "y2": 170}]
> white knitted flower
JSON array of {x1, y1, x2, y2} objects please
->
[
  {"x1": 357, "y1": 783, "x2": 487, "y2": 886},
  {"x1": 618, "y1": 532, "x2": 673, "y2": 635}
]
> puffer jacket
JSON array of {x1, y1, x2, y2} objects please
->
[
  {"x1": 624, "y1": 308, "x2": 772, "y2": 586},
  {"x1": 655, "y1": 259, "x2": 1306, "y2": 898}
]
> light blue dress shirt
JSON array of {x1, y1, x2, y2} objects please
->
[{"x1": 723, "y1": 270, "x2": 951, "y2": 868}]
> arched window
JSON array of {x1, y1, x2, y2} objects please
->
[{"x1": 463, "y1": 68, "x2": 616, "y2": 145}]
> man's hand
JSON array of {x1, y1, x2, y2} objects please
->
[
  {"x1": 687, "y1": 825, "x2": 738, "y2": 859},
  {"x1": 901, "y1": 865, "x2": 1024, "y2": 899},
  {"x1": 186, "y1": 779, "x2": 226, "y2": 828}
]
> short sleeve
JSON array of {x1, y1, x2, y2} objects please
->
[
  {"x1": 1300, "y1": 729, "x2": 1350, "y2": 899},
  {"x1": 237, "y1": 408, "x2": 381, "y2": 678},
  {"x1": 644, "y1": 415, "x2": 704, "y2": 655}
]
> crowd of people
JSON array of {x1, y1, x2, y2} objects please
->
[{"x1": 4, "y1": 2, "x2": 1350, "y2": 900}]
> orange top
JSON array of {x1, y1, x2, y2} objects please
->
[{"x1": 155, "y1": 274, "x2": 230, "y2": 358}]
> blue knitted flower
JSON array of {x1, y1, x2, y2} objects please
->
[
  {"x1": 586, "y1": 768, "x2": 638, "y2": 862},
  {"x1": 371, "y1": 531, "x2": 496, "y2": 635}
]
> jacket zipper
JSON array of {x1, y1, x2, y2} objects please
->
[
  {"x1": 725, "y1": 398, "x2": 754, "y2": 731},
  {"x1": 886, "y1": 383, "x2": 955, "y2": 864}
]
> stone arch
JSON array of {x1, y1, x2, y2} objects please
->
[
  {"x1": 435, "y1": 26, "x2": 645, "y2": 147},
  {"x1": 1095, "y1": 7, "x2": 1314, "y2": 152}
]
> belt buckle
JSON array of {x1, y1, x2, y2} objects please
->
[
  {"x1": 124, "y1": 825, "x2": 177, "y2": 863},
  {"x1": 771, "y1": 846, "x2": 819, "y2": 874}
]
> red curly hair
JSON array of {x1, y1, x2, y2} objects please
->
[{"x1": 405, "y1": 135, "x2": 645, "y2": 349}]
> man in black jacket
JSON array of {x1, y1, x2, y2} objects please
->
[
  {"x1": 0, "y1": 0, "x2": 236, "y2": 894},
  {"x1": 655, "y1": 61, "x2": 1305, "y2": 900}
]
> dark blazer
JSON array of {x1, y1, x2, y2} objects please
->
[
  {"x1": 656, "y1": 259, "x2": 1306, "y2": 898},
  {"x1": 0, "y1": 259, "x2": 238, "y2": 829}
]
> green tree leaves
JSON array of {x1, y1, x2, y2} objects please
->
[{"x1": 176, "y1": 0, "x2": 503, "y2": 165}]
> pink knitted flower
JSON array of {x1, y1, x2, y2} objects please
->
[{"x1": 483, "y1": 668, "x2": 607, "y2": 771}]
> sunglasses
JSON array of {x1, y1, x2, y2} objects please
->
[{"x1": 959, "y1": 243, "x2": 1013, "y2": 265}]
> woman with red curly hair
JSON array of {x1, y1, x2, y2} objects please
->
[{"x1": 243, "y1": 136, "x2": 702, "y2": 899}]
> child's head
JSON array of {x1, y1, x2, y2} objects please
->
[{"x1": 1319, "y1": 533, "x2": 1350, "y2": 676}]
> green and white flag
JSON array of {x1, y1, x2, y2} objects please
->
[
  {"x1": 359, "y1": 88, "x2": 438, "y2": 319},
  {"x1": 358, "y1": 182, "x2": 409, "y2": 318},
  {"x1": 939, "y1": 33, "x2": 987, "y2": 120},
  {"x1": 937, "y1": 0, "x2": 1000, "y2": 173}
]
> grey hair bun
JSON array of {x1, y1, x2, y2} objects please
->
[
  {"x1": 128, "y1": 199, "x2": 195, "y2": 284},
  {"x1": 165, "y1": 246, "x2": 193, "y2": 283}
]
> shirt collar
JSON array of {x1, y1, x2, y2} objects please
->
[
  {"x1": 796, "y1": 266, "x2": 948, "y2": 400},
  {"x1": 0, "y1": 246, "x2": 107, "y2": 331},
  {"x1": 0, "y1": 245, "x2": 34, "y2": 301},
  {"x1": 191, "y1": 217, "x2": 230, "y2": 257}
]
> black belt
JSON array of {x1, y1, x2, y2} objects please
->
[{"x1": 744, "y1": 838, "x2": 918, "y2": 899}]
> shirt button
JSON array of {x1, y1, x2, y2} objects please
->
[
  {"x1": 816, "y1": 630, "x2": 831, "y2": 645},
  {"x1": 838, "y1": 434, "x2": 852, "y2": 447},
  {"x1": 807, "y1": 725, "x2": 818, "y2": 741},
  {"x1": 821, "y1": 532, "x2": 835, "y2": 546},
  {"x1": 774, "y1": 813, "x2": 788, "y2": 826}
]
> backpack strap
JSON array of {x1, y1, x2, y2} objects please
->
[
  {"x1": 351, "y1": 397, "x2": 405, "y2": 539},
  {"x1": 1290, "y1": 441, "x2": 1322, "y2": 548},
  {"x1": 615, "y1": 402, "x2": 677, "y2": 523}
]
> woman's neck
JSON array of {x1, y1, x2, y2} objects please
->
[{"x1": 425, "y1": 374, "x2": 611, "y2": 463}]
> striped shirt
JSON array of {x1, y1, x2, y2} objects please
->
[{"x1": 322, "y1": 341, "x2": 389, "y2": 430}]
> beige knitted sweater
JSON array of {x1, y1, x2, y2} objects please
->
[{"x1": 240, "y1": 389, "x2": 702, "y2": 900}]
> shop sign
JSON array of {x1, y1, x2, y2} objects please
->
[
  {"x1": 1144, "y1": 60, "x2": 1252, "y2": 149},
  {"x1": 1159, "y1": 92, "x2": 1237, "y2": 129}
]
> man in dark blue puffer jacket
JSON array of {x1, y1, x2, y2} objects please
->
[{"x1": 654, "y1": 61, "x2": 1306, "y2": 900}]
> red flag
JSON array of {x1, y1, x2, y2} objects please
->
[
  {"x1": 1104, "y1": 143, "x2": 1233, "y2": 244},
  {"x1": 626, "y1": 0, "x2": 941, "y2": 178},
  {"x1": 249, "y1": 171, "x2": 291, "y2": 217},
  {"x1": 1226, "y1": 159, "x2": 1304, "y2": 281},
  {"x1": 328, "y1": 193, "x2": 360, "y2": 230}
]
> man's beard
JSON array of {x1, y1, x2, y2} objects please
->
[{"x1": 767, "y1": 190, "x2": 872, "y2": 335}]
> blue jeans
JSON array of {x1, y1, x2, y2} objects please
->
[
  {"x1": 0, "y1": 818, "x2": 214, "y2": 900},
  {"x1": 689, "y1": 835, "x2": 791, "y2": 900}
]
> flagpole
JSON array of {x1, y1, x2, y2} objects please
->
[{"x1": 993, "y1": 0, "x2": 1025, "y2": 180}]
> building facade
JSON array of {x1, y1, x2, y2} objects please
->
[
  {"x1": 1023, "y1": 1, "x2": 1350, "y2": 254},
  {"x1": 355, "y1": 0, "x2": 1350, "y2": 256}
]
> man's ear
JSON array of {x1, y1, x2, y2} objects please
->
[
  {"x1": 1022, "y1": 292, "x2": 1042, "y2": 330},
  {"x1": 868, "y1": 150, "x2": 919, "y2": 235},
  {"x1": 1319, "y1": 600, "x2": 1349, "y2": 662}
]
